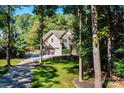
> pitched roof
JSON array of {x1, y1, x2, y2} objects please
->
[
  {"x1": 43, "y1": 30, "x2": 67, "y2": 41},
  {"x1": 62, "y1": 30, "x2": 73, "y2": 39}
]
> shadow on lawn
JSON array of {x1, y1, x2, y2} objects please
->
[
  {"x1": 44, "y1": 55, "x2": 78, "y2": 65},
  {"x1": 0, "y1": 67, "x2": 9, "y2": 77},
  {"x1": 62, "y1": 65, "x2": 79, "y2": 74},
  {"x1": 44, "y1": 58, "x2": 78, "y2": 65},
  {"x1": 32, "y1": 66, "x2": 59, "y2": 88}
]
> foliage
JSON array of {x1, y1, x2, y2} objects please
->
[
  {"x1": 98, "y1": 26, "x2": 109, "y2": 40},
  {"x1": 113, "y1": 59, "x2": 124, "y2": 78},
  {"x1": 62, "y1": 48, "x2": 70, "y2": 54},
  {"x1": 15, "y1": 13, "x2": 31, "y2": 32},
  {"x1": 83, "y1": 71, "x2": 90, "y2": 79},
  {"x1": 13, "y1": 33, "x2": 28, "y2": 57},
  {"x1": 77, "y1": 46, "x2": 90, "y2": 57},
  {"x1": 26, "y1": 21, "x2": 40, "y2": 48},
  {"x1": 114, "y1": 48, "x2": 124, "y2": 54},
  {"x1": 0, "y1": 37, "x2": 6, "y2": 58},
  {"x1": 114, "y1": 48, "x2": 124, "y2": 61}
]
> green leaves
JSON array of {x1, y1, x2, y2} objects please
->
[
  {"x1": 114, "y1": 48, "x2": 124, "y2": 54},
  {"x1": 113, "y1": 60, "x2": 124, "y2": 78},
  {"x1": 14, "y1": 33, "x2": 27, "y2": 57},
  {"x1": 77, "y1": 44, "x2": 90, "y2": 57},
  {"x1": 92, "y1": 26, "x2": 109, "y2": 46},
  {"x1": 97, "y1": 26, "x2": 109, "y2": 40},
  {"x1": 15, "y1": 13, "x2": 31, "y2": 32}
]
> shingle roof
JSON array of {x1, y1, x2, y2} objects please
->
[
  {"x1": 62, "y1": 32, "x2": 73, "y2": 39},
  {"x1": 43, "y1": 30, "x2": 67, "y2": 41}
]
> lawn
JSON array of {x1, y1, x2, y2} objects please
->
[
  {"x1": 0, "y1": 58, "x2": 23, "y2": 67},
  {"x1": 0, "y1": 67, "x2": 9, "y2": 77},
  {"x1": 32, "y1": 59, "x2": 79, "y2": 88}
]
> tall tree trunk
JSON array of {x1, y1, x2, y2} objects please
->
[
  {"x1": 106, "y1": 6, "x2": 112, "y2": 78},
  {"x1": 107, "y1": 35, "x2": 112, "y2": 77},
  {"x1": 6, "y1": 6, "x2": 11, "y2": 67},
  {"x1": 39, "y1": 6, "x2": 44, "y2": 65},
  {"x1": 77, "y1": 5, "x2": 83, "y2": 82},
  {"x1": 40, "y1": 35, "x2": 43, "y2": 65},
  {"x1": 91, "y1": 5, "x2": 102, "y2": 88}
]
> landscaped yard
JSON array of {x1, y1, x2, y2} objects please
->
[{"x1": 32, "y1": 59, "x2": 79, "y2": 88}]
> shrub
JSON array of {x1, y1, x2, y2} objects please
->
[
  {"x1": 113, "y1": 59, "x2": 124, "y2": 78},
  {"x1": 83, "y1": 71, "x2": 90, "y2": 79},
  {"x1": 114, "y1": 48, "x2": 124, "y2": 59},
  {"x1": 62, "y1": 48, "x2": 70, "y2": 54}
]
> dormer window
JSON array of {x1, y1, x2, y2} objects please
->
[{"x1": 51, "y1": 38, "x2": 53, "y2": 42}]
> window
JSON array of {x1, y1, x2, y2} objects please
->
[
  {"x1": 51, "y1": 38, "x2": 53, "y2": 42},
  {"x1": 64, "y1": 39, "x2": 67, "y2": 42}
]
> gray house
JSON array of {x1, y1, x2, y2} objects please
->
[{"x1": 43, "y1": 30, "x2": 73, "y2": 55}]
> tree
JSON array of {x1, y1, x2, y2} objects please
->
[
  {"x1": 110, "y1": 6, "x2": 124, "y2": 79},
  {"x1": 77, "y1": 5, "x2": 83, "y2": 82},
  {"x1": 34, "y1": 5, "x2": 44, "y2": 65},
  {"x1": 64, "y1": 5, "x2": 84, "y2": 81},
  {"x1": 91, "y1": 5, "x2": 102, "y2": 88},
  {"x1": 0, "y1": 6, "x2": 14, "y2": 66},
  {"x1": 34, "y1": 5, "x2": 57, "y2": 65},
  {"x1": 64, "y1": 5, "x2": 91, "y2": 81},
  {"x1": 27, "y1": 20, "x2": 40, "y2": 48},
  {"x1": 106, "y1": 6, "x2": 112, "y2": 78},
  {"x1": 15, "y1": 13, "x2": 31, "y2": 33},
  {"x1": 0, "y1": 5, "x2": 20, "y2": 66}
]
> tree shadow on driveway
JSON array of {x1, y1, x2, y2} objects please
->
[{"x1": 0, "y1": 62, "x2": 39, "y2": 88}]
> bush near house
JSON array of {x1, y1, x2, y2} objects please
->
[{"x1": 62, "y1": 48, "x2": 70, "y2": 54}]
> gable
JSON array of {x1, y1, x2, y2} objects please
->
[
  {"x1": 45, "y1": 34, "x2": 61, "y2": 48},
  {"x1": 43, "y1": 33, "x2": 53, "y2": 42}
]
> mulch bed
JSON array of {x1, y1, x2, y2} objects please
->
[
  {"x1": 73, "y1": 73, "x2": 124, "y2": 88},
  {"x1": 73, "y1": 78, "x2": 94, "y2": 88}
]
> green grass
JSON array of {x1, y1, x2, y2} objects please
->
[
  {"x1": 32, "y1": 59, "x2": 78, "y2": 88},
  {"x1": 0, "y1": 67, "x2": 9, "y2": 77},
  {"x1": 0, "y1": 58, "x2": 23, "y2": 67}
]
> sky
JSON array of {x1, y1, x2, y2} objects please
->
[
  {"x1": 15, "y1": 6, "x2": 34, "y2": 15},
  {"x1": 15, "y1": 6, "x2": 64, "y2": 15}
]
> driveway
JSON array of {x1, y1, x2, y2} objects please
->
[{"x1": 0, "y1": 54, "x2": 61, "y2": 88}]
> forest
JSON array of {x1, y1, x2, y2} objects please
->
[{"x1": 0, "y1": 5, "x2": 124, "y2": 88}]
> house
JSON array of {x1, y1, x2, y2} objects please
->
[{"x1": 43, "y1": 30, "x2": 73, "y2": 55}]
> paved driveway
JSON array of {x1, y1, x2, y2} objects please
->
[{"x1": 0, "y1": 54, "x2": 60, "y2": 88}]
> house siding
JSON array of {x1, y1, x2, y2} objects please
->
[
  {"x1": 45, "y1": 34, "x2": 62, "y2": 55},
  {"x1": 63, "y1": 31, "x2": 72, "y2": 49}
]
